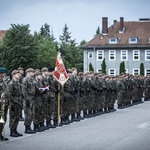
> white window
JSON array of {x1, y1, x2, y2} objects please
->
[
  {"x1": 129, "y1": 37, "x2": 138, "y2": 43},
  {"x1": 133, "y1": 69, "x2": 140, "y2": 75},
  {"x1": 125, "y1": 69, "x2": 128, "y2": 74},
  {"x1": 97, "y1": 69, "x2": 102, "y2": 73},
  {"x1": 109, "y1": 50, "x2": 116, "y2": 60},
  {"x1": 109, "y1": 69, "x2": 116, "y2": 76},
  {"x1": 145, "y1": 50, "x2": 150, "y2": 60},
  {"x1": 97, "y1": 50, "x2": 104, "y2": 60},
  {"x1": 133, "y1": 50, "x2": 140, "y2": 60},
  {"x1": 88, "y1": 52, "x2": 93, "y2": 59},
  {"x1": 145, "y1": 69, "x2": 150, "y2": 75},
  {"x1": 108, "y1": 38, "x2": 118, "y2": 44},
  {"x1": 121, "y1": 50, "x2": 128, "y2": 60}
]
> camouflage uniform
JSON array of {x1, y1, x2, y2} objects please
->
[
  {"x1": 0, "y1": 71, "x2": 9, "y2": 141},
  {"x1": 116, "y1": 77, "x2": 125, "y2": 108},
  {"x1": 22, "y1": 69, "x2": 36, "y2": 134},
  {"x1": 9, "y1": 72, "x2": 23, "y2": 137}
]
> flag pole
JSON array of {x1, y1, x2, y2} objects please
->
[{"x1": 57, "y1": 83, "x2": 60, "y2": 126}]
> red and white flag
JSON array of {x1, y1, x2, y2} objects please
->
[{"x1": 53, "y1": 52, "x2": 69, "y2": 86}]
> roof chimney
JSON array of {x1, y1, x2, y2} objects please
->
[
  {"x1": 120, "y1": 17, "x2": 124, "y2": 32},
  {"x1": 114, "y1": 20, "x2": 117, "y2": 24},
  {"x1": 102, "y1": 17, "x2": 108, "y2": 35}
]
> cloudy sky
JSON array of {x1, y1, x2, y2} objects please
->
[{"x1": 1, "y1": 0, "x2": 150, "y2": 44}]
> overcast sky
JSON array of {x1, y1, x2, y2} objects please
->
[{"x1": 1, "y1": 0, "x2": 150, "y2": 44}]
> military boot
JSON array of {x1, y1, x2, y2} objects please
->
[
  {"x1": 40, "y1": 122, "x2": 49, "y2": 130},
  {"x1": 19, "y1": 113, "x2": 24, "y2": 121},
  {"x1": 71, "y1": 113, "x2": 75, "y2": 122},
  {"x1": 25, "y1": 125, "x2": 36, "y2": 134},
  {"x1": 83, "y1": 110, "x2": 88, "y2": 118},
  {"x1": 10, "y1": 129, "x2": 19, "y2": 137},
  {"x1": 77, "y1": 112, "x2": 84, "y2": 120},
  {"x1": 46, "y1": 120, "x2": 56, "y2": 129},
  {"x1": 14, "y1": 128, "x2": 23, "y2": 136},
  {"x1": 63, "y1": 116, "x2": 70, "y2": 125},
  {"x1": 34, "y1": 124, "x2": 42, "y2": 132}
]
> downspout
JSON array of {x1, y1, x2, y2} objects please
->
[{"x1": 94, "y1": 47, "x2": 96, "y2": 72}]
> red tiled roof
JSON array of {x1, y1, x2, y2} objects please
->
[
  {"x1": 84, "y1": 21, "x2": 150, "y2": 48},
  {"x1": 0, "y1": 30, "x2": 6, "y2": 40}
]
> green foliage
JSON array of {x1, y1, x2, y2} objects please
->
[
  {"x1": 33, "y1": 32, "x2": 57, "y2": 69},
  {"x1": 95, "y1": 26, "x2": 100, "y2": 36},
  {"x1": 59, "y1": 24, "x2": 83, "y2": 72},
  {"x1": 1, "y1": 24, "x2": 39, "y2": 74},
  {"x1": 119, "y1": 61, "x2": 125, "y2": 75},
  {"x1": 101, "y1": 58, "x2": 106, "y2": 74},
  {"x1": 40, "y1": 23, "x2": 55, "y2": 41},
  {"x1": 140, "y1": 63, "x2": 144, "y2": 76},
  {"x1": 89, "y1": 63, "x2": 94, "y2": 71}
]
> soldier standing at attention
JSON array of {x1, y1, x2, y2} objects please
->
[
  {"x1": 9, "y1": 70, "x2": 23, "y2": 137},
  {"x1": 18, "y1": 67, "x2": 25, "y2": 121},
  {"x1": 22, "y1": 68, "x2": 36, "y2": 134},
  {"x1": 0, "y1": 67, "x2": 9, "y2": 141}
]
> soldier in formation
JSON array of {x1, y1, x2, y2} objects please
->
[{"x1": 1, "y1": 66, "x2": 150, "y2": 140}]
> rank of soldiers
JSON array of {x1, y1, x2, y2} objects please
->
[{"x1": 0, "y1": 66, "x2": 150, "y2": 141}]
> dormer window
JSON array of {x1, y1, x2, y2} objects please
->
[
  {"x1": 129, "y1": 37, "x2": 138, "y2": 43},
  {"x1": 108, "y1": 38, "x2": 118, "y2": 44}
]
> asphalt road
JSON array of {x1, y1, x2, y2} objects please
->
[{"x1": 1, "y1": 100, "x2": 150, "y2": 150}]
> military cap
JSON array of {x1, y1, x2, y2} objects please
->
[
  {"x1": 0, "y1": 67, "x2": 7, "y2": 74},
  {"x1": 41, "y1": 67, "x2": 48, "y2": 72},
  {"x1": 25, "y1": 68, "x2": 35, "y2": 73},
  {"x1": 78, "y1": 72, "x2": 84, "y2": 76},
  {"x1": 67, "y1": 69, "x2": 72, "y2": 73},
  {"x1": 35, "y1": 71, "x2": 42, "y2": 76},
  {"x1": 35, "y1": 69, "x2": 41, "y2": 72},
  {"x1": 72, "y1": 67, "x2": 76, "y2": 71},
  {"x1": 94, "y1": 73, "x2": 99, "y2": 76},
  {"x1": 18, "y1": 67, "x2": 23, "y2": 71},
  {"x1": 11, "y1": 70, "x2": 19, "y2": 75}
]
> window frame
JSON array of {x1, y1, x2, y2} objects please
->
[
  {"x1": 108, "y1": 38, "x2": 118, "y2": 44},
  {"x1": 145, "y1": 69, "x2": 150, "y2": 75},
  {"x1": 129, "y1": 37, "x2": 138, "y2": 43},
  {"x1": 121, "y1": 50, "x2": 128, "y2": 61},
  {"x1": 109, "y1": 50, "x2": 116, "y2": 61},
  {"x1": 133, "y1": 69, "x2": 140, "y2": 75},
  {"x1": 145, "y1": 50, "x2": 150, "y2": 61},
  {"x1": 108, "y1": 68, "x2": 116, "y2": 76},
  {"x1": 133, "y1": 50, "x2": 140, "y2": 61},
  {"x1": 88, "y1": 52, "x2": 93, "y2": 59},
  {"x1": 97, "y1": 50, "x2": 104, "y2": 61}
]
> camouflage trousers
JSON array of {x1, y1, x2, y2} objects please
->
[
  {"x1": 23, "y1": 96, "x2": 34, "y2": 126},
  {"x1": 117, "y1": 90, "x2": 125, "y2": 105},
  {"x1": 33, "y1": 97, "x2": 43, "y2": 124},
  {"x1": 9, "y1": 103, "x2": 20, "y2": 129}
]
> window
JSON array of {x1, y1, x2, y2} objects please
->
[
  {"x1": 121, "y1": 50, "x2": 128, "y2": 60},
  {"x1": 108, "y1": 38, "x2": 118, "y2": 44},
  {"x1": 109, "y1": 69, "x2": 116, "y2": 76},
  {"x1": 133, "y1": 50, "x2": 140, "y2": 60},
  {"x1": 109, "y1": 50, "x2": 116, "y2": 60},
  {"x1": 145, "y1": 50, "x2": 150, "y2": 60},
  {"x1": 88, "y1": 52, "x2": 93, "y2": 59},
  {"x1": 97, "y1": 50, "x2": 104, "y2": 60},
  {"x1": 125, "y1": 69, "x2": 128, "y2": 74},
  {"x1": 97, "y1": 69, "x2": 102, "y2": 73},
  {"x1": 133, "y1": 69, "x2": 139, "y2": 75},
  {"x1": 145, "y1": 69, "x2": 150, "y2": 75},
  {"x1": 129, "y1": 37, "x2": 138, "y2": 43}
]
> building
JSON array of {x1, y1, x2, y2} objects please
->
[
  {"x1": 0, "y1": 30, "x2": 6, "y2": 40},
  {"x1": 81, "y1": 17, "x2": 150, "y2": 76}
]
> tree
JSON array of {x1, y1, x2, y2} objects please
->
[
  {"x1": 59, "y1": 24, "x2": 83, "y2": 72},
  {"x1": 140, "y1": 62, "x2": 144, "y2": 76},
  {"x1": 101, "y1": 58, "x2": 106, "y2": 74},
  {"x1": 40, "y1": 23, "x2": 55, "y2": 41},
  {"x1": 119, "y1": 61, "x2": 125, "y2": 75},
  {"x1": 95, "y1": 26, "x2": 100, "y2": 36},
  {"x1": 89, "y1": 63, "x2": 94, "y2": 71},
  {"x1": 59, "y1": 24, "x2": 71, "y2": 44},
  {"x1": 1, "y1": 24, "x2": 39, "y2": 74}
]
